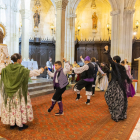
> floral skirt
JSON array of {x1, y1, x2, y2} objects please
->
[
  {"x1": 1, "y1": 92, "x2": 34, "y2": 127},
  {"x1": 105, "y1": 81, "x2": 127, "y2": 122},
  {"x1": 0, "y1": 91, "x2": 3, "y2": 117}
]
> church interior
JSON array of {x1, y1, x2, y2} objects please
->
[{"x1": 0, "y1": 0, "x2": 140, "y2": 139}]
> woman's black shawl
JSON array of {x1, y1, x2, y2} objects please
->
[{"x1": 104, "y1": 50, "x2": 131, "y2": 95}]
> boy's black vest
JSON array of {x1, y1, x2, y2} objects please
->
[{"x1": 80, "y1": 63, "x2": 95, "y2": 79}]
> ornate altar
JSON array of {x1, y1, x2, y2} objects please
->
[{"x1": 0, "y1": 23, "x2": 7, "y2": 44}]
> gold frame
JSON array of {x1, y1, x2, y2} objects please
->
[{"x1": 0, "y1": 23, "x2": 6, "y2": 39}]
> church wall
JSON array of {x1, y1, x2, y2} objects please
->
[
  {"x1": 75, "y1": 0, "x2": 111, "y2": 41},
  {"x1": 19, "y1": 0, "x2": 56, "y2": 40},
  {"x1": 133, "y1": 0, "x2": 140, "y2": 38}
]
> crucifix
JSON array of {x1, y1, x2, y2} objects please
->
[{"x1": 134, "y1": 57, "x2": 140, "y2": 93}]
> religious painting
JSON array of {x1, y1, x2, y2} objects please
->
[
  {"x1": 92, "y1": 12, "x2": 98, "y2": 29},
  {"x1": 33, "y1": 10, "x2": 40, "y2": 28}
]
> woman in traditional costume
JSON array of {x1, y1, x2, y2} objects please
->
[
  {"x1": 104, "y1": 46, "x2": 131, "y2": 122},
  {"x1": 0, "y1": 61, "x2": 6, "y2": 117},
  {"x1": 1, "y1": 53, "x2": 44, "y2": 131},
  {"x1": 95, "y1": 62, "x2": 109, "y2": 91},
  {"x1": 121, "y1": 60, "x2": 135, "y2": 97}
]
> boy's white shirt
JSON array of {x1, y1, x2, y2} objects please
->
[{"x1": 47, "y1": 62, "x2": 70, "y2": 83}]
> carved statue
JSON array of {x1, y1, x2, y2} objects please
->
[
  {"x1": 33, "y1": 10, "x2": 40, "y2": 28},
  {"x1": 92, "y1": 12, "x2": 98, "y2": 29},
  {"x1": 91, "y1": 0, "x2": 96, "y2": 9}
]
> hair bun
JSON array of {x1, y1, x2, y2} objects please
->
[{"x1": 11, "y1": 53, "x2": 21, "y2": 62}]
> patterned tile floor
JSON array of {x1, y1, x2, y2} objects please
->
[{"x1": 0, "y1": 90, "x2": 140, "y2": 140}]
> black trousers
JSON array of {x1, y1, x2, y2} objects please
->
[
  {"x1": 74, "y1": 79, "x2": 92, "y2": 92},
  {"x1": 92, "y1": 77, "x2": 96, "y2": 95},
  {"x1": 52, "y1": 87, "x2": 66, "y2": 102},
  {"x1": 92, "y1": 77, "x2": 96, "y2": 86}
]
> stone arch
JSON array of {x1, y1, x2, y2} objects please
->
[
  {"x1": 71, "y1": 0, "x2": 118, "y2": 14},
  {"x1": 126, "y1": 0, "x2": 136, "y2": 9}
]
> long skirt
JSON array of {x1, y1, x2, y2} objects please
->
[
  {"x1": 1, "y1": 92, "x2": 34, "y2": 127},
  {"x1": 126, "y1": 83, "x2": 136, "y2": 97},
  {"x1": 96, "y1": 75, "x2": 108, "y2": 91},
  {"x1": 0, "y1": 91, "x2": 3, "y2": 117},
  {"x1": 105, "y1": 81, "x2": 127, "y2": 122}
]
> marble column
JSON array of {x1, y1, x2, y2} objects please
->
[
  {"x1": 110, "y1": 10, "x2": 120, "y2": 58},
  {"x1": 111, "y1": 8, "x2": 135, "y2": 63},
  {"x1": 5, "y1": 4, "x2": 11, "y2": 55},
  {"x1": 13, "y1": 11, "x2": 20, "y2": 53},
  {"x1": 65, "y1": 13, "x2": 76, "y2": 64},
  {"x1": 123, "y1": 8, "x2": 135, "y2": 63},
  {"x1": 55, "y1": 0, "x2": 68, "y2": 62},
  {"x1": 20, "y1": 9, "x2": 30, "y2": 60}
]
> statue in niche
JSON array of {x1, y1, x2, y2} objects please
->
[
  {"x1": 33, "y1": 10, "x2": 40, "y2": 28},
  {"x1": 92, "y1": 12, "x2": 98, "y2": 29},
  {"x1": 91, "y1": 0, "x2": 96, "y2": 9}
]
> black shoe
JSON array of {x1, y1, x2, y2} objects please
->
[
  {"x1": 48, "y1": 108, "x2": 52, "y2": 112},
  {"x1": 85, "y1": 99, "x2": 90, "y2": 105},
  {"x1": 19, "y1": 124, "x2": 28, "y2": 131},
  {"x1": 76, "y1": 94, "x2": 82, "y2": 101},
  {"x1": 10, "y1": 124, "x2": 17, "y2": 129}
]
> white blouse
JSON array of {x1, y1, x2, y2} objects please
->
[
  {"x1": 47, "y1": 62, "x2": 70, "y2": 83},
  {"x1": 0, "y1": 63, "x2": 43, "y2": 77}
]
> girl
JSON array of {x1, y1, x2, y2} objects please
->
[
  {"x1": 121, "y1": 60, "x2": 135, "y2": 97},
  {"x1": 1, "y1": 53, "x2": 44, "y2": 131},
  {"x1": 95, "y1": 62, "x2": 109, "y2": 91}
]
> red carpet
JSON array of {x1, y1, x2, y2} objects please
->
[{"x1": 0, "y1": 89, "x2": 140, "y2": 140}]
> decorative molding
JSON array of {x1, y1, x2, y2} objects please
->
[
  {"x1": 20, "y1": 9, "x2": 31, "y2": 19},
  {"x1": 110, "y1": 10, "x2": 120, "y2": 16},
  {"x1": 68, "y1": 13, "x2": 77, "y2": 18},
  {"x1": 55, "y1": 0, "x2": 68, "y2": 10},
  {"x1": 124, "y1": 8, "x2": 135, "y2": 14}
]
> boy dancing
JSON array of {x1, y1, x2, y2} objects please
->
[
  {"x1": 45, "y1": 58, "x2": 70, "y2": 115},
  {"x1": 73, "y1": 56, "x2": 95, "y2": 105}
]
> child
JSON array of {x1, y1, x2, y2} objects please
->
[
  {"x1": 73, "y1": 56, "x2": 95, "y2": 105},
  {"x1": 45, "y1": 58, "x2": 70, "y2": 115},
  {"x1": 121, "y1": 59, "x2": 135, "y2": 97}
]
